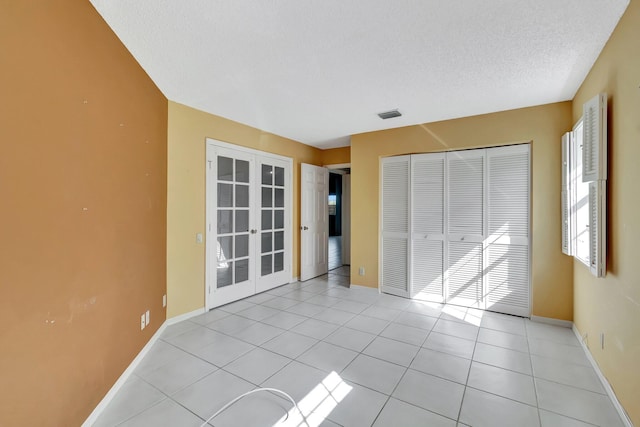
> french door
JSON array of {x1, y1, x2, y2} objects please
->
[
  {"x1": 381, "y1": 144, "x2": 530, "y2": 317},
  {"x1": 206, "y1": 140, "x2": 292, "y2": 309}
]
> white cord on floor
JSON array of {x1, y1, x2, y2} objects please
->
[{"x1": 198, "y1": 387, "x2": 307, "y2": 427}]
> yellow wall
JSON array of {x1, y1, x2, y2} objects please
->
[
  {"x1": 571, "y1": 1, "x2": 640, "y2": 423},
  {"x1": 321, "y1": 146, "x2": 351, "y2": 165},
  {"x1": 0, "y1": 1, "x2": 167, "y2": 425},
  {"x1": 351, "y1": 102, "x2": 574, "y2": 320},
  {"x1": 167, "y1": 102, "x2": 322, "y2": 317}
]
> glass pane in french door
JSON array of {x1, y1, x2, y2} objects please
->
[
  {"x1": 260, "y1": 164, "x2": 286, "y2": 276},
  {"x1": 216, "y1": 155, "x2": 251, "y2": 288}
]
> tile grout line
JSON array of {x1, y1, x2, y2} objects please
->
[
  {"x1": 99, "y1": 272, "x2": 622, "y2": 427},
  {"x1": 455, "y1": 321, "x2": 481, "y2": 425}
]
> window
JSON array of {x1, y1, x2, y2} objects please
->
[
  {"x1": 565, "y1": 121, "x2": 590, "y2": 265},
  {"x1": 328, "y1": 194, "x2": 337, "y2": 215}
]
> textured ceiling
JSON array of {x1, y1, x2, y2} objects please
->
[{"x1": 89, "y1": 0, "x2": 628, "y2": 149}]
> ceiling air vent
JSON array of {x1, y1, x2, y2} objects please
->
[{"x1": 378, "y1": 109, "x2": 402, "y2": 120}]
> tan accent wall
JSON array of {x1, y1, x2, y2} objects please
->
[
  {"x1": 0, "y1": 1, "x2": 168, "y2": 426},
  {"x1": 167, "y1": 102, "x2": 321, "y2": 317},
  {"x1": 350, "y1": 102, "x2": 574, "y2": 320},
  {"x1": 321, "y1": 146, "x2": 351, "y2": 166},
  {"x1": 571, "y1": 1, "x2": 640, "y2": 423}
]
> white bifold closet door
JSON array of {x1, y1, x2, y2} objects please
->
[
  {"x1": 381, "y1": 144, "x2": 530, "y2": 317},
  {"x1": 446, "y1": 149, "x2": 485, "y2": 308},
  {"x1": 380, "y1": 156, "x2": 410, "y2": 297},
  {"x1": 485, "y1": 145, "x2": 530, "y2": 317},
  {"x1": 411, "y1": 153, "x2": 445, "y2": 302}
]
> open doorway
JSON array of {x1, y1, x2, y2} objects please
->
[{"x1": 328, "y1": 168, "x2": 350, "y2": 271}]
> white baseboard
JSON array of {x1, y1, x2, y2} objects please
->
[
  {"x1": 530, "y1": 315, "x2": 573, "y2": 328},
  {"x1": 571, "y1": 325, "x2": 633, "y2": 427},
  {"x1": 349, "y1": 284, "x2": 378, "y2": 293},
  {"x1": 165, "y1": 307, "x2": 205, "y2": 325},
  {"x1": 81, "y1": 321, "x2": 168, "y2": 427},
  {"x1": 83, "y1": 306, "x2": 207, "y2": 425}
]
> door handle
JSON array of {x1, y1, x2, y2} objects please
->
[
  {"x1": 301, "y1": 226, "x2": 309, "y2": 230},
  {"x1": 250, "y1": 229, "x2": 257, "y2": 234}
]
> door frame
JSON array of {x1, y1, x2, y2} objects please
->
[
  {"x1": 205, "y1": 139, "x2": 293, "y2": 311},
  {"x1": 326, "y1": 164, "x2": 351, "y2": 267}
]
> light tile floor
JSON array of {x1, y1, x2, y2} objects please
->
[{"x1": 94, "y1": 266, "x2": 624, "y2": 427}]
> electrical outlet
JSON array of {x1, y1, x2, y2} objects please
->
[
  {"x1": 140, "y1": 314, "x2": 146, "y2": 330},
  {"x1": 359, "y1": 267, "x2": 365, "y2": 276},
  {"x1": 196, "y1": 233, "x2": 203, "y2": 244},
  {"x1": 163, "y1": 294, "x2": 167, "y2": 308},
  {"x1": 145, "y1": 310, "x2": 150, "y2": 326}
]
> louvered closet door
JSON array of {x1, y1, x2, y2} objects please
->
[
  {"x1": 411, "y1": 153, "x2": 445, "y2": 302},
  {"x1": 446, "y1": 150, "x2": 485, "y2": 308},
  {"x1": 485, "y1": 145, "x2": 530, "y2": 317},
  {"x1": 381, "y1": 156, "x2": 410, "y2": 297}
]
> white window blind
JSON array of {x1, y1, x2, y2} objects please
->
[
  {"x1": 583, "y1": 93, "x2": 608, "y2": 182},
  {"x1": 589, "y1": 180, "x2": 607, "y2": 277}
]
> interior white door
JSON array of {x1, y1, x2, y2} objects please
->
[
  {"x1": 446, "y1": 149, "x2": 485, "y2": 308},
  {"x1": 381, "y1": 156, "x2": 410, "y2": 297},
  {"x1": 206, "y1": 145, "x2": 255, "y2": 308},
  {"x1": 485, "y1": 145, "x2": 530, "y2": 316},
  {"x1": 300, "y1": 163, "x2": 328, "y2": 281},
  {"x1": 341, "y1": 174, "x2": 351, "y2": 266},
  {"x1": 411, "y1": 153, "x2": 445, "y2": 302}
]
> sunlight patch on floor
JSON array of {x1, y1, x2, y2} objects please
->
[{"x1": 274, "y1": 371, "x2": 352, "y2": 427}]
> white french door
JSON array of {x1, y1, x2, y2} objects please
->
[
  {"x1": 380, "y1": 144, "x2": 530, "y2": 317},
  {"x1": 300, "y1": 163, "x2": 329, "y2": 281},
  {"x1": 206, "y1": 140, "x2": 292, "y2": 309}
]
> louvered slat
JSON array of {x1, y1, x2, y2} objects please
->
[
  {"x1": 448, "y1": 155, "x2": 483, "y2": 235},
  {"x1": 486, "y1": 244, "x2": 529, "y2": 310},
  {"x1": 561, "y1": 190, "x2": 569, "y2": 255},
  {"x1": 488, "y1": 151, "x2": 529, "y2": 238},
  {"x1": 411, "y1": 153, "x2": 445, "y2": 300},
  {"x1": 412, "y1": 240, "x2": 443, "y2": 301},
  {"x1": 381, "y1": 156, "x2": 410, "y2": 297},
  {"x1": 383, "y1": 237, "x2": 408, "y2": 296},
  {"x1": 582, "y1": 93, "x2": 607, "y2": 182},
  {"x1": 486, "y1": 144, "x2": 530, "y2": 316},
  {"x1": 382, "y1": 160, "x2": 409, "y2": 233},
  {"x1": 412, "y1": 155, "x2": 444, "y2": 234},
  {"x1": 589, "y1": 180, "x2": 606, "y2": 277},
  {"x1": 447, "y1": 242, "x2": 483, "y2": 305}
]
